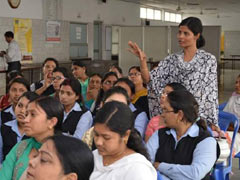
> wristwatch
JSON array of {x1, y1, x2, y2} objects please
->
[{"x1": 8, "y1": 0, "x2": 21, "y2": 9}]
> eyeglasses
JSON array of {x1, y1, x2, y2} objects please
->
[
  {"x1": 128, "y1": 73, "x2": 141, "y2": 77},
  {"x1": 161, "y1": 91, "x2": 168, "y2": 97},
  {"x1": 162, "y1": 109, "x2": 175, "y2": 114},
  {"x1": 51, "y1": 76, "x2": 65, "y2": 81}
]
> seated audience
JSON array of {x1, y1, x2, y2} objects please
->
[
  {"x1": 51, "y1": 67, "x2": 70, "y2": 99},
  {"x1": 109, "y1": 65, "x2": 123, "y2": 78},
  {"x1": 92, "y1": 72, "x2": 118, "y2": 116},
  {"x1": 26, "y1": 135, "x2": 94, "y2": 180},
  {"x1": 0, "y1": 71, "x2": 24, "y2": 110},
  {"x1": 114, "y1": 78, "x2": 149, "y2": 138},
  {"x1": 30, "y1": 57, "x2": 58, "y2": 96},
  {"x1": 71, "y1": 61, "x2": 89, "y2": 101},
  {"x1": 85, "y1": 73, "x2": 102, "y2": 110},
  {"x1": 0, "y1": 96, "x2": 63, "y2": 180},
  {"x1": 0, "y1": 78, "x2": 30, "y2": 125},
  {"x1": 146, "y1": 90, "x2": 217, "y2": 180},
  {"x1": 128, "y1": 66, "x2": 149, "y2": 117},
  {"x1": 90, "y1": 101, "x2": 157, "y2": 180},
  {"x1": 0, "y1": 92, "x2": 39, "y2": 164},
  {"x1": 145, "y1": 83, "x2": 187, "y2": 142},
  {"x1": 59, "y1": 78, "x2": 93, "y2": 139}
]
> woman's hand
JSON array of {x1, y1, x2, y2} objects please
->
[
  {"x1": 128, "y1": 41, "x2": 147, "y2": 62},
  {"x1": 153, "y1": 162, "x2": 160, "y2": 170}
]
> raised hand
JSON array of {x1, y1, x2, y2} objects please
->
[{"x1": 128, "y1": 41, "x2": 147, "y2": 62}]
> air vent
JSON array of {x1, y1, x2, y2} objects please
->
[{"x1": 186, "y1": 2, "x2": 200, "y2": 6}]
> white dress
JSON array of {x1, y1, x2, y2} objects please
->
[{"x1": 90, "y1": 150, "x2": 157, "y2": 180}]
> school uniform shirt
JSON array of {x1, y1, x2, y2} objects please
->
[
  {"x1": 0, "y1": 120, "x2": 25, "y2": 163},
  {"x1": 146, "y1": 123, "x2": 217, "y2": 180},
  {"x1": 0, "y1": 105, "x2": 16, "y2": 125},
  {"x1": 129, "y1": 103, "x2": 148, "y2": 138},
  {"x1": 63, "y1": 102, "x2": 93, "y2": 139},
  {"x1": 90, "y1": 149, "x2": 157, "y2": 180},
  {"x1": 30, "y1": 80, "x2": 55, "y2": 96}
]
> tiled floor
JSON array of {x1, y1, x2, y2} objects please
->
[{"x1": 219, "y1": 68, "x2": 240, "y2": 179}]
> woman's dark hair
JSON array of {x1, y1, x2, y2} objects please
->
[
  {"x1": 53, "y1": 67, "x2": 71, "y2": 79},
  {"x1": 89, "y1": 73, "x2": 102, "y2": 80},
  {"x1": 8, "y1": 77, "x2": 30, "y2": 92},
  {"x1": 4, "y1": 31, "x2": 14, "y2": 38},
  {"x1": 30, "y1": 96, "x2": 64, "y2": 134},
  {"x1": 101, "y1": 72, "x2": 118, "y2": 84},
  {"x1": 47, "y1": 135, "x2": 94, "y2": 180},
  {"x1": 94, "y1": 101, "x2": 150, "y2": 160},
  {"x1": 237, "y1": 74, "x2": 240, "y2": 78},
  {"x1": 114, "y1": 78, "x2": 135, "y2": 95},
  {"x1": 103, "y1": 86, "x2": 130, "y2": 105},
  {"x1": 179, "y1": 17, "x2": 205, "y2": 48},
  {"x1": 18, "y1": 91, "x2": 39, "y2": 102},
  {"x1": 109, "y1": 65, "x2": 123, "y2": 74},
  {"x1": 128, "y1": 66, "x2": 140, "y2": 73},
  {"x1": 166, "y1": 82, "x2": 187, "y2": 91},
  {"x1": 72, "y1": 61, "x2": 86, "y2": 68},
  {"x1": 42, "y1": 57, "x2": 59, "y2": 68},
  {"x1": 167, "y1": 90, "x2": 207, "y2": 130},
  {"x1": 60, "y1": 78, "x2": 83, "y2": 104},
  {"x1": 7, "y1": 71, "x2": 23, "y2": 82}
]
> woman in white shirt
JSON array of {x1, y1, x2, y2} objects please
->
[{"x1": 90, "y1": 101, "x2": 157, "y2": 180}]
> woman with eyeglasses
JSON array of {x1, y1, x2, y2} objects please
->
[
  {"x1": 0, "y1": 96, "x2": 63, "y2": 180},
  {"x1": 59, "y1": 78, "x2": 93, "y2": 139},
  {"x1": 51, "y1": 67, "x2": 70, "y2": 99},
  {"x1": 92, "y1": 72, "x2": 118, "y2": 116},
  {"x1": 145, "y1": 83, "x2": 187, "y2": 142},
  {"x1": 128, "y1": 66, "x2": 149, "y2": 117},
  {"x1": 146, "y1": 90, "x2": 217, "y2": 179}
]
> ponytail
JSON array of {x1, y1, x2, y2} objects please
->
[
  {"x1": 196, "y1": 119, "x2": 207, "y2": 131},
  {"x1": 127, "y1": 129, "x2": 150, "y2": 161},
  {"x1": 197, "y1": 34, "x2": 205, "y2": 48}
]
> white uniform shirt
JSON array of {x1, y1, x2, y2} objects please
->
[{"x1": 4, "y1": 39, "x2": 22, "y2": 63}]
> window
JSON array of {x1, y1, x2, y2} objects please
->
[
  {"x1": 140, "y1": 7, "x2": 147, "y2": 19},
  {"x1": 147, "y1": 8, "x2": 154, "y2": 19},
  {"x1": 176, "y1": 14, "x2": 182, "y2": 23},
  {"x1": 164, "y1": 11, "x2": 182, "y2": 23},
  {"x1": 164, "y1": 12, "x2": 170, "y2": 21},
  {"x1": 154, "y1": 10, "x2": 161, "y2": 20}
]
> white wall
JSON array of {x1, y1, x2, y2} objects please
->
[
  {"x1": 0, "y1": 0, "x2": 42, "y2": 19},
  {"x1": 62, "y1": 0, "x2": 141, "y2": 26}
]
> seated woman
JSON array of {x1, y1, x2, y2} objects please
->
[
  {"x1": 0, "y1": 96, "x2": 63, "y2": 180},
  {"x1": 51, "y1": 67, "x2": 70, "y2": 99},
  {"x1": 0, "y1": 92, "x2": 39, "y2": 163},
  {"x1": 0, "y1": 78, "x2": 30, "y2": 125},
  {"x1": 128, "y1": 66, "x2": 149, "y2": 117},
  {"x1": 59, "y1": 78, "x2": 93, "y2": 139},
  {"x1": 30, "y1": 57, "x2": 58, "y2": 96},
  {"x1": 92, "y1": 72, "x2": 118, "y2": 116},
  {"x1": 146, "y1": 90, "x2": 217, "y2": 180},
  {"x1": 85, "y1": 73, "x2": 102, "y2": 110},
  {"x1": 223, "y1": 74, "x2": 240, "y2": 121},
  {"x1": 0, "y1": 71, "x2": 24, "y2": 111},
  {"x1": 145, "y1": 82, "x2": 187, "y2": 142},
  {"x1": 26, "y1": 135, "x2": 94, "y2": 180},
  {"x1": 90, "y1": 101, "x2": 157, "y2": 180},
  {"x1": 114, "y1": 78, "x2": 149, "y2": 138}
]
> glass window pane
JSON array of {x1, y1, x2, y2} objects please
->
[
  {"x1": 165, "y1": 12, "x2": 170, "y2": 21},
  {"x1": 140, "y1": 8, "x2": 146, "y2": 19},
  {"x1": 112, "y1": 44, "x2": 119, "y2": 55},
  {"x1": 147, "y1": 8, "x2": 154, "y2": 20},
  {"x1": 170, "y1": 13, "x2": 176, "y2": 22},
  {"x1": 154, "y1": 10, "x2": 161, "y2": 20},
  {"x1": 176, "y1": 14, "x2": 182, "y2": 23}
]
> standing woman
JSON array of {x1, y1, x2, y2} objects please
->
[
  {"x1": 0, "y1": 92, "x2": 39, "y2": 163},
  {"x1": 128, "y1": 17, "x2": 219, "y2": 128},
  {"x1": 59, "y1": 78, "x2": 93, "y2": 139},
  {"x1": 128, "y1": 66, "x2": 149, "y2": 117},
  {"x1": 90, "y1": 101, "x2": 157, "y2": 180},
  {"x1": 0, "y1": 96, "x2": 64, "y2": 180}
]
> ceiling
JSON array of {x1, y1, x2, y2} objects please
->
[{"x1": 118, "y1": 0, "x2": 240, "y2": 16}]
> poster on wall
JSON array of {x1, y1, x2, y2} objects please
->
[
  {"x1": 14, "y1": 18, "x2": 33, "y2": 61},
  {"x1": 46, "y1": 21, "x2": 61, "y2": 42}
]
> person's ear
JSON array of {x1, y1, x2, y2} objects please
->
[
  {"x1": 64, "y1": 173, "x2": 78, "y2": 180},
  {"x1": 123, "y1": 129, "x2": 131, "y2": 144},
  {"x1": 195, "y1": 33, "x2": 200, "y2": 40},
  {"x1": 47, "y1": 117, "x2": 58, "y2": 130},
  {"x1": 177, "y1": 110, "x2": 184, "y2": 123}
]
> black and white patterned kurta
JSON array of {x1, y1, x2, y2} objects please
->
[{"x1": 147, "y1": 49, "x2": 218, "y2": 125}]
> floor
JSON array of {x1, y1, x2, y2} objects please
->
[{"x1": 218, "y1": 68, "x2": 240, "y2": 179}]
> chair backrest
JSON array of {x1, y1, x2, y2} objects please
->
[
  {"x1": 218, "y1": 111, "x2": 239, "y2": 166},
  {"x1": 219, "y1": 102, "x2": 227, "y2": 111}
]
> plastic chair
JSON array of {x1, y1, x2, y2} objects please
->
[
  {"x1": 219, "y1": 102, "x2": 240, "y2": 169},
  {"x1": 157, "y1": 171, "x2": 164, "y2": 180},
  {"x1": 211, "y1": 111, "x2": 239, "y2": 180}
]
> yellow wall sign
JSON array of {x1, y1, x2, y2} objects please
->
[{"x1": 14, "y1": 18, "x2": 32, "y2": 61}]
